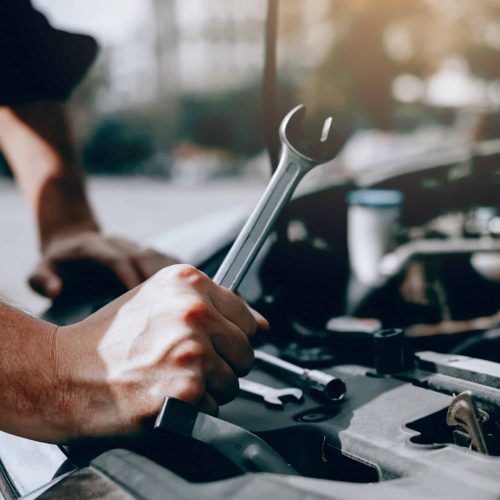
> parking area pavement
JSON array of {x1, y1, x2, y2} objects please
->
[{"x1": 0, "y1": 177, "x2": 264, "y2": 314}]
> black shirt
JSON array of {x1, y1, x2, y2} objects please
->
[{"x1": 0, "y1": 0, "x2": 98, "y2": 105}]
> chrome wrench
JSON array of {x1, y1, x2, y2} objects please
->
[
  {"x1": 213, "y1": 104, "x2": 340, "y2": 291},
  {"x1": 212, "y1": 104, "x2": 345, "y2": 401}
]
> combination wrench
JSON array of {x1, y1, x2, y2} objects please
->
[{"x1": 213, "y1": 104, "x2": 346, "y2": 401}]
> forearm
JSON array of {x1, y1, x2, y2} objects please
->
[
  {"x1": 0, "y1": 302, "x2": 73, "y2": 442},
  {"x1": 0, "y1": 101, "x2": 99, "y2": 250}
]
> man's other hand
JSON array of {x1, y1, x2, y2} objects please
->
[{"x1": 29, "y1": 230, "x2": 179, "y2": 298}]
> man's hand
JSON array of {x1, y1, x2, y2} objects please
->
[
  {"x1": 0, "y1": 102, "x2": 180, "y2": 300},
  {"x1": 55, "y1": 264, "x2": 269, "y2": 440},
  {"x1": 29, "y1": 230, "x2": 179, "y2": 298}
]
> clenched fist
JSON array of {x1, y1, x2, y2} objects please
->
[{"x1": 54, "y1": 264, "x2": 269, "y2": 440}]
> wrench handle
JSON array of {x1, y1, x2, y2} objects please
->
[{"x1": 213, "y1": 149, "x2": 303, "y2": 291}]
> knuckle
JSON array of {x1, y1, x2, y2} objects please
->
[
  {"x1": 176, "y1": 264, "x2": 198, "y2": 279},
  {"x1": 171, "y1": 339, "x2": 208, "y2": 365},
  {"x1": 182, "y1": 300, "x2": 213, "y2": 326},
  {"x1": 173, "y1": 376, "x2": 205, "y2": 404},
  {"x1": 176, "y1": 264, "x2": 208, "y2": 286}
]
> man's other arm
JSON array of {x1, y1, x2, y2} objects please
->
[{"x1": 0, "y1": 101, "x2": 178, "y2": 298}]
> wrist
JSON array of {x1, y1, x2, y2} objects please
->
[
  {"x1": 38, "y1": 321, "x2": 84, "y2": 443},
  {"x1": 51, "y1": 324, "x2": 87, "y2": 441},
  {"x1": 37, "y1": 171, "x2": 100, "y2": 252},
  {"x1": 53, "y1": 322, "x2": 111, "y2": 441},
  {"x1": 0, "y1": 304, "x2": 80, "y2": 443},
  {"x1": 40, "y1": 220, "x2": 100, "y2": 252}
]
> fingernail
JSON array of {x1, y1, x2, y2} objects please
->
[
  {"x1": 257, "y1": 312, "x2": 270, "y2": 330},
  {"x1": 247, "y1": 304, "x2": 270, "y2": 330},
  {"x1": 47, "y1": 278, "x2": 61, "y2": 296}
]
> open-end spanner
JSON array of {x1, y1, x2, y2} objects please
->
[
  {"x1": 239, "y1": 378, "x2": 304, "y2": 409},
  {"x1": 213, "y1": 104, "x2": 340, "y2": 291},
  {"x1": 212, "y1": 104, "x2": 346, "y2": 401}
]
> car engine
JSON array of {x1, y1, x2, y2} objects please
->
[{"x1": 1, "y1": 140, "x2": 500, "y2": 499}]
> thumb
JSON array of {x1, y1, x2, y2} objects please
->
[{"x1": 29, "y1": 261, "x2": 63, "y2": 299}]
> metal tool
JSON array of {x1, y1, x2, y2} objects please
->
[
  {"x1": 446, "y1": 391, "x2": 489, "y2": 454},
  {"x1": 211, "y1": 105, "x2": 345, "y2": 402},
  {"x1": 239, "y1": 378, "x2": 303, "y2": 409},
  {"x1": 155, "y1": 397, "x2": 297, "y2": 475},
  {"x1": 254, "y1": 350, "x2": 346, "y2": 401},
  {"x1": 213, "y1": 104, "x2": 339, "y2": 291}
]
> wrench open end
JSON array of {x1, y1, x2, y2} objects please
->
[
  {"x1": 279, "y1": 104, "x2": 306, "y2": 149},
  {"x1": 262, "y1": 389, "x2": 304, "y2": 409},
  {"x1": 280, "y1": 104, "x2": 340, "y2": 164}
]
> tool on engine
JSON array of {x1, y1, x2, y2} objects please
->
[
  {"x1": 212, "y1": 104, "x2": 340, "y2": 291},
  {"x1": 155, "y1": 397, "x2": 297, "y2": 475},
  {"x1": 254, "y1": 350, "x2": 346, "y2": 401},
  {"x1": 446, "y1": 391, "x2": 489, "y2": 454},
  {"x1": 239, "y1": 378, "x2": 304, "y2": 409}
]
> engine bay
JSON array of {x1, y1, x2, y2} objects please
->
[{"x1": 2, "y1": 140, "x2": 500, "y2": 499}]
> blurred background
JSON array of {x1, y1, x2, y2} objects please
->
[
  {"x1": 13, "y1": 0, "x2": 500, "y2": 176},
  {"x1": 2, "y1": 0, "x2": 500, "y2": 310}
]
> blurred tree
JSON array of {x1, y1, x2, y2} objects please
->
[
  {"x1": 150, "y1": 0, "x2": 179, "y2": 149},
  {"x1": 304, "y1": 0, "x2": 441, "y2": 130},
  {"x1": 83, "y1": 115, "x2": 155, "y2": 173},
  {"x1": 178, "y1": 82, "x2": 296, "y2": 156},
  {"x1": 302, "y1": 0, "x2": 500, "y2": 133}
]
